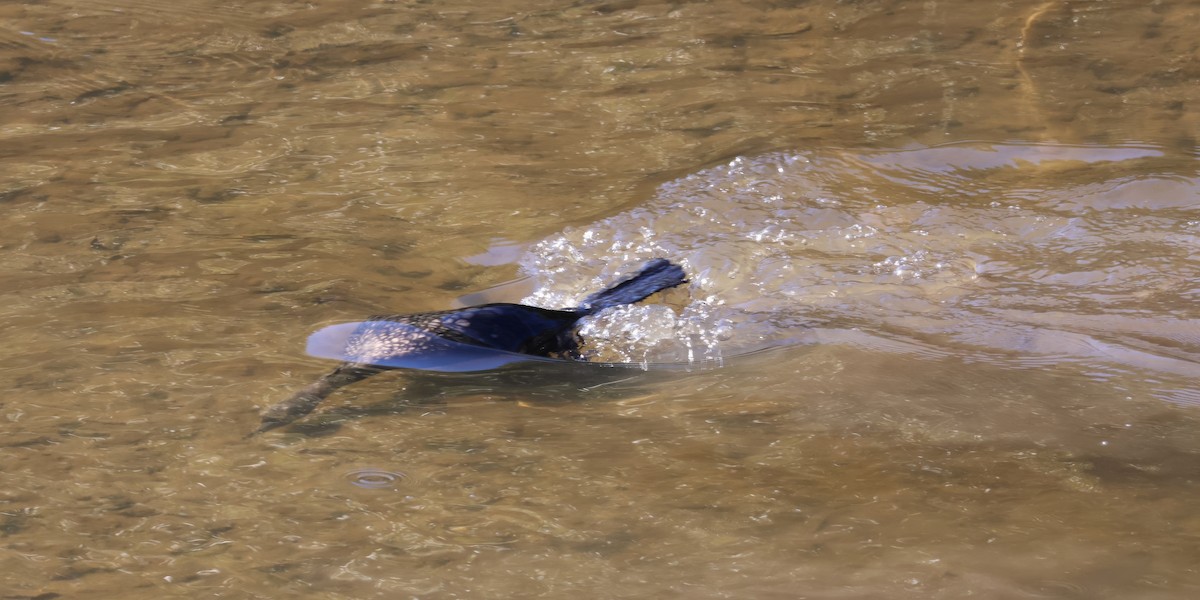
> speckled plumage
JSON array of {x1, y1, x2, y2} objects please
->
[{"x1": 347, "y1": 304, "x2": 585, "y2": 361}]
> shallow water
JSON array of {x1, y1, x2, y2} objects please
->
[{"x1": 2, "y1": 0, "x2": 1199, "y2": 598}]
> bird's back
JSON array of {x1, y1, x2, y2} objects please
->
[
  {"x1": 367, "y1": 304, "x2": 584, "y2": 357},
  {"x1": 356, "y1": 259, "x2": 687, "y2": 361}
]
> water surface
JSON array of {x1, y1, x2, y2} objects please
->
[{"x1": 2, "y1": 1, "x2": 1199, "y2": 598}]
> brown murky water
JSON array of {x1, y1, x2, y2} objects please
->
[{"x1": 3, "y1": 0, "x2": 1199, "y2": 598}]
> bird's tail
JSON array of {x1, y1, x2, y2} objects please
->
[{"x1": 577, "y1": 259, "x2": 687, "y2": 314}]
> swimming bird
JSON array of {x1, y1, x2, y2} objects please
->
[{"x1": 254, "y1": 259, "x2": 687, "y2": 434}]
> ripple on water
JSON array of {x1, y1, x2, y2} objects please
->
[
  {"x1": 344, "y1": 468, "x2": 406, "y2": 489},
  {"x1": 519, "y1": 142, "x2": 1199, "y2": 399}
]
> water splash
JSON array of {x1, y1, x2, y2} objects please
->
[{"x1": 519, "y1": 142, "x2": 1199, "y2": 395}]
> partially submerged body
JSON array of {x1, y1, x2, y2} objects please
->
[{"x1": 254, "y1": 259, "x2": 687, "y2": 434}]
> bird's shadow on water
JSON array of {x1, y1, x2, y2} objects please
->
[{"x1": 277, "y1": 363, "x2": 677, "y2": 437}]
